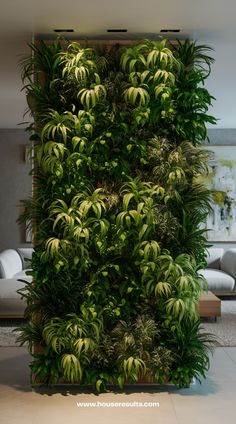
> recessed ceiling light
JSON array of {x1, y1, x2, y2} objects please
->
[
  {"x1": 107, "y1": 29, "x2": 128, "y2": 33},
  {"x1": 160, "y1": 29, "x2": 180, "y2": 33},
  {"x1": 53, "y1": 29, "x2": 74, "y2": 33}
]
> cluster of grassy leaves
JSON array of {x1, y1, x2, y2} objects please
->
[{"x1": 19, "y1": 37, "x2": 216, "y2": 389}]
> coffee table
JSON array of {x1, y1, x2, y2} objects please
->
[{"x1": 198, "y1": 291, "x2": 221, "y2": 321}]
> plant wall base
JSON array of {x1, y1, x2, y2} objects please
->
[
  {"x1": 19, "y1": 37, "x2": 216, "y2": 392},
  {"x1": 30, "y1": 372, "x2": 193, "y2": 391}
]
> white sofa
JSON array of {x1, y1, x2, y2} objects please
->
[
  {"x1": 0, "y1": 248, "x2": 33, "y2": 317},
  {"x1": 199, "y1": 248, "x2": 236, "y2": 294}
]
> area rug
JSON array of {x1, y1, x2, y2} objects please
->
[
  {"x1": 0, "y1": 320, "x2": 25, "y2": 347},
  {"x1": 0, "y1": 327, "x2": 22, "y2": 346},
  {"x1": 1, "y1": 301, "x2": 236, "y2": 347},
  {"x1": 201, "y1": 300, "x2": 236, "y2": 347}
]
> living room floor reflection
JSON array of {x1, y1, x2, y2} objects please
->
[{"x1": 0, "y1": 346, "x2": 236, "y2": 424}]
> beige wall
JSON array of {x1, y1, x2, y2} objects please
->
[
  {"x1": 0, "y1": 34, "x2": 31, "y2": 129},
  {"x1": 0, "y1": 129, "x2": 32, "y2": 251}
]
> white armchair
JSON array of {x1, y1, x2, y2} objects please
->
[{"x1": 0, "y1": 248, "x2": 33, "y2": 318}]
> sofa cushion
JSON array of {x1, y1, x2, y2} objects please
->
[
  {"x1": 0, "y1": 278, "x2": 28, "y2": 318},
  {"x1": 206, "y1": 248, "x2": 224, "y2": 269},
  {"x1": 199, "y1": 269, "x2": 235, "y2": 292},
  {"x1": 0, "y1": 298, "x2": 25, "y2": 317},
  {"x1": 221, "y1": 248, "x2": 236, "y2": 280},
  {"x1": 0, "y1": 249, "x2": 23, "y2": 279},
  {"x1": 16, "y1": 248, "x2": 33, "y2": 269},
  {"x1": 0, "y1": 278, "x2": 27, "y2": 298}
]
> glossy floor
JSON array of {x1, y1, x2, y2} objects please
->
[{"x1": 0, "y1": 346, "x2": 236, "y2": 424}]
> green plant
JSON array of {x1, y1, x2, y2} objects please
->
[
  {"x1": 19, "y1": 37, "x2": 216, "y2": 389},
  {"x1": 144, "y1": 136, "x2": 213, "y2": 262},
  {"x1": 171, "y1": 39, "x2": 216, "y2": 144},
  {"x1": 167, "y1": 318, "x2": 216, "y2": 388}
]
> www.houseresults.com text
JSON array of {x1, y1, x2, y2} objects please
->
[{"x1": 76, "y1": 401, "x2": 160, "y2": 408}]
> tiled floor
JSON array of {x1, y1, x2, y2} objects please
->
[{"x1": 0, "y1": 346, "x2": 236, "y2": 423}]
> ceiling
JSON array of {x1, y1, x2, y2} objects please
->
[{"x1": 1, "y1": 0, "x2": 236, "y2": 39}]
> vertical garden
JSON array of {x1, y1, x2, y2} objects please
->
[{"x1": 20, "y1": 37, "x2": 216, "y2": 389}]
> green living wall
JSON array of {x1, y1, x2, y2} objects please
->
[{"x1": 19, "y1": 38, "x2": 216, "y2": 389}]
